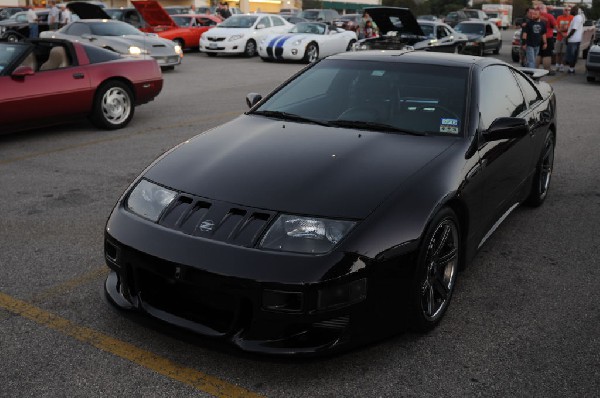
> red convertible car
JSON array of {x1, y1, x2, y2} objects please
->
[
  {"x1": 131, "y1": 0, "x2": 221, "y2": 50},
  {"x1": 0, "y1": 38, "x2": 163, "y2": 134}
]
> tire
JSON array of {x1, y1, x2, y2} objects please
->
[
  {"x1": 243, "y1": 40, "x2": 256, "y2": 57},
  {"x1": 511, "y1": 50, "x2": 519, "y2": 62},
  {"x1": 493, "y1": 42, "x2": 501, "y2": 55},
  {"x1": 478, "y1": 45, "x2": 484, "y2": 57},
  {"x1": 587, "y1": 75, "x2": 595, "y2": 82},
  {"x1": 260, "y1": 57, "x2": 272, "y2": 62},
  {"x1": 582, "y1": 46, "x2": 589, "y2": 59},
  {"x1": 90, "y1": 81, "x2": 134, "y2": 130},
  {"x1": 206, "y1": 52, "x2": 217, "y2": 57},
  {"x1": 5, "y1": 32, "x2": 21, "y2": 42},
  {"x1": 525, "y1": 132, "x2": 555, "y2": 207},
  {"x1": 303, "y1": 42, "x2": 319, "y2": 63},
  {"x1": 408, "y1": 207, "x2": 461, "y2": 332},
  {"x1": 161, "y1": 66, "x2": 175, "y2": 71},
  {"x1": 346, "y1": 39, "x2": 356, "y2": 51}
]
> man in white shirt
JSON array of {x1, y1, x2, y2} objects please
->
[
  {"x1": 48, "y1": 0, "x2": 60, "y2": 30},
  {"x1": 565, "y1": 5, "x2": 584, "y2": 74},
  {"x1": 60, "y1": 5, "x2": 72, "y2": 27},
  {"x1": 26, "y1": 7, "x2": 38, "y2": 38}
]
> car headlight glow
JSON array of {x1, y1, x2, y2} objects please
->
[
  {"x1": 126, "y1": 179, "x2": 176, "y2": 222},
  {"x1": 173, "y1": 44, "x2": 182, "y2": 54},
  {"x1": 260, "y1": 214, "x2": 355, "y2": 254},
  {"x1": 229, "y1": 34, "x2": 244, "y2": 41},
  {"x1": 128, "y1": 46, "x2": 148, "y2": 55}
]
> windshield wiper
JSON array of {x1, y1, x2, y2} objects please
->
[
  {"x1": 327, "y1": 120, "x2": 427, "y2": 136},
  {"x1": 251, "y1": 110, "x2": 332, "y2": 127}
]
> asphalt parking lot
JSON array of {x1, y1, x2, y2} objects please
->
[{"x1": 1, "y1": 29, "x2": 599, "y2": 397}]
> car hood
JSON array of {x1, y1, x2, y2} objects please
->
[
  {"x1": 365, "y1": 7, "x2": 424, "y2": 36},
  {"x1": 131, "y1": 0, "x2": 176, "y2": 28},
  {"x1": 143, "y1": 115, "x2": 456, "y2": 219},
  {"x1": 67, "y1": 2, "x2": 110, "y2": 19}
]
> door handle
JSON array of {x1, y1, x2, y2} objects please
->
[{"x1": 73, "y1": 73, "x2": 84, "y2": 79}]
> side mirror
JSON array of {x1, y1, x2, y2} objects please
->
[
  {"x1": 246, "y1": 93, "x2": 262, "y2": 108},
  {"x1": 483, "y1": 117, "x2": 529, "y2": 141},
  {"x1": 11, "y1": 65, "x2": 34, "y2": 79},
  {"x1": 256, "y1": 24, "x2": 265, "y2": 29}
]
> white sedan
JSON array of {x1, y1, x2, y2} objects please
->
[
  {"x1": 199, "y1": 14, "x2": 293, "y2": 57},
  {"x1": 258, "y1": 22, "x2": 357, "y2": 63}
]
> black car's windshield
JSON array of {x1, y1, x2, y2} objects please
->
[
  {"x1": 455, "y1": 23, "x2": 484, "y2": 35},
  {"x1": 251, "y1": 58, "x2": 469, "y2": 136},
  {"x1": 219, "y1": 15, "x2": 257, "y2": 28},
  {"x1": 89, "y1": 21, "x2": 144, "y2": 36}
]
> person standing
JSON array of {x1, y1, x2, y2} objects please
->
[
  {"x1": 554, "y1": 6, "x2": 573, "y2": 72},
  {"x1": 522, "y1": 7, "x2": 547, "y2": 69},
  {"x1": 358, "y1": 11, "x2": 377, "y2": 40},
  {"x1": 48, "y1": 0, "x2": 60, "y2": 30},
  {"x1": 565, "y1": 6, "x2": 584, "y2": 74},
  {"x1": 60, "y1": 4, "x2": 72, "y2": 27},
  {"x1": 536, "y1": 3, "x2": 556, "y2": 75},
  {"x1": 27, "y1": 6, "x2": 39, "y2": 38}
]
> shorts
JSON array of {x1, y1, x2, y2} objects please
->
[
  {"x1": 540, "y1": 37, "x2": 555, "y2": 57},
  {"x1": 555, "y1": 39, "x2": 566, "y2": 55}
]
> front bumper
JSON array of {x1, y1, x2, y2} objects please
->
[
  {"x1": 151, "y1": 53, "x2": 182, "y2": 67},
  {"x1": 200, "y1": 37, "x2": 246, "y2": 54},
  {"x1": 258, "y1": 44, "x2": 305, "y2": 61}
]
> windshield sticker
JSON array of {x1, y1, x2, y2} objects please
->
[
  {"x1": 371, "y1": 70, "x2": 385, "y2": 77},
  {"x1": 440, "y1": 118, "x2": 459, "y2": 134}
]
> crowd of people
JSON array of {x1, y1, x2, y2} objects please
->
[
  {"x1": 27, "y1": 0, "x2": 72, "y2": 38},
  {"x1": 520, "y1": 1, "x2": 585, "y2": 74}
]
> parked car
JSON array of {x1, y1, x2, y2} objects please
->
[
  {"x1": 41, "y1": 19, "x2": 183, "y2": 70},
  {"x1": 443, "y1": 10, "x2": 470, "y2": 27},
  {"x1": 416, "y1": 15, "x2": 440, "y2": 22},
  {"x1": 511, "y1": 28, "x2": 525, "y2": 65},
  {"x1": 282, "y1": 15, "x2": 308, "y2": 25},
  {"x1": 462, "y1": 9, "x2": 489, "y2": 21},
  {"x1": 103, "y1": 50, "x2": 557, "y2": 355},
  {"x1": 0, "y1": 7, "x2": 26, "y2": 21},
  {"x1": 164, "y1": 5, "x2": 190, "y2": 15},
  {"x1": 585, "y1": 44, "x2": 600, "y2": 82},
  {"x1": 258, "y1": 21, "x2": 356, "y2": 63},
  {"x1": 417, "y1": 19, "x2": 468, "y2": 54},
  {"x1": 0, "y1": 38, "x2": 162, "y2": 134},
  {"x1": 355, "y1": 7, "x2": 466, "y2": 54},
  {"x1": 199, "y1": 14, "x2": 293, "y2": 57},
  {"x1": 454, "y1": 20, "x2": 502, "y2": 56},
  {"x1": 331, "y1": 13, "x2": 362, "y2": 32},
  {"x1": 297, "y1": 9, "x2": 340, "y2": 23},
  {"x1": 104, "y1": 7, "x2": 148, "y2": 30},
  {"x1": 0, "y1": 10, "x2": 50, "y2": 41}
]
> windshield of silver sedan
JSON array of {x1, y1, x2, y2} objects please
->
[
  {"x1": 250, "y1": 58, "x2": 469, "y2": 136},
  {"x1": 219, "y1": 15, "x2": 258, "y2": 28},
  {"x1": 89, "y1": 21, "x2": 144, "y2": 36}
]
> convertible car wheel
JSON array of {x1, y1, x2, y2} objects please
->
[
  {"x1": 5, "y1": 32, "x2": 21, "y2": 42},
  {"x1": 244, "y1": 40, "x2": 257, "y2": 57},
  {"x1": 346, "y1": 39, "x2": 356, "y2": 51},
  {"x1": 304, "y1": 43, "x2": 319, "y2": 63},
  {"x1": 410, "y1": 208, "x2": 460, "y2": 332},
  {"x1": 90, "y1": 81, "x2": 134, "y2": 130},
  {"x1": 526, "y1": 132, "x2": 555, "y2": 207},
  {"x1": 493, "y1": 43, "x2": 501, "y2": 54}
]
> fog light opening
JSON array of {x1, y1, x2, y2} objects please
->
[
  {"x1": 317, "y1": 278, "x2": 367, "y2": 311},
  {"x1": 262, "y1": 290, "x2": 304, "y2": 312}
]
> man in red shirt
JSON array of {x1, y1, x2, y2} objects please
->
[
  {"x1": 536, "y1": 2, "x2": 556, "y2": 75},
  {"x1": 554, "y1": 6, "x2": 573, "y2": 72}
]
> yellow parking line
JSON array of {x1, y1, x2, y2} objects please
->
[
  {"x1": 0, "y1": 292, "x2": 264, "y2": 398},
  {"x1": 30, "y1": 267, "x2": 109, "y2": 305},
  {"x1": 0, "y1": 110, "x2": 241, "y2": 167}
]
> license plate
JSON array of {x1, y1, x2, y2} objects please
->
[
  {"x1": 209, "y1": 42, "x2": 218, "y2": 49},
  {"x1": 156, "y1": 58, "x2": 165, "y2": 64}
]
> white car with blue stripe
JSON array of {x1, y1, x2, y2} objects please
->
[
  {"x1": 200, "y1": 14, "x2": 293, "y2": 57},
  {"x1": 258, "y1": 22, "x2": 357, "y2": 63}
]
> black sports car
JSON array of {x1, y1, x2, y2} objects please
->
[{"x1": 104, "y1": 51, "x2": 557, "y2": 355}]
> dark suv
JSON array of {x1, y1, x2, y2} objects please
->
[{"x1": 443, "y1": 10, "x2": 470, "y2": 27}]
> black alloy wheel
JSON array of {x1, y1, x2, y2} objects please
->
[
  {"x1": 525, "y1": 132, "x2": 555, "y2": 207},
  {"x1": 244, "y1": 40, "x2": 256, "y2": 57},
  {"x1": 409, "y1": 207, "x2": 460, "y2": 332}
]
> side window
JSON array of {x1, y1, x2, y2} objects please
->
[
  {"x1": 271, "y1": 16, "x2": 285, "y2": 27},
  {"x1": 65, "y1": 22, "x2": 91, "y2": 36},
  {"x1": 258, "y1": 16, "x2": 271, "y2": 28},
  {"x1": 16, "y1": 14, "x2": 26, "y2": 22},
  {"x1": 444, "y1": 27, "x2": 452, "y2": 37},
  {"x1": 437, "y1": 26, "x2": 447, "y2": 38},
  {"x1": 485, "y1": 24, "x2": 493, "y2": 35},
  {"x1": 513, "y1": 70, "x2": 542, "y2": 107},
  {"x1": 479, "y1": 65, "x2": 527, "y2": 130}
]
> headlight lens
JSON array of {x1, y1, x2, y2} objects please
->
[
  {"x1": 173, "y1": 44, "x2": 182, "y2": 54},
  {"x1": 260, "y1": 214, "x2": 355, "y2": 254},
  {"x1": 128, "y1": 46, "x2": 148, "y2": 55},
  {"x1": 126, "y1": 179, "x2": 176, "y2": 222},
  {"x1": 229, "y1": 34, "x2": 244, "y2": 41}
]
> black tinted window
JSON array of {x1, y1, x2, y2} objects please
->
[
  {"x1": 480, "y1": 65, "x2": 527, "y2": 130},
  {"x1": 513, "y1": 70, "x2": 542, "y2": 107},
  {"x1": 84, "y1": 44, "x2": 122, "y2": 63}
]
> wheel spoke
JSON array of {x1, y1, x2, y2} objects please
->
[
  {"x1": 431, "y1": 224, "x2": 450, "y2": 260},
  {"x1": 432, "y1": 275, "x2": 449, "y2": 300},
  {"x1": 436, "y1": 247, "x2": 457, "y2": 266}
]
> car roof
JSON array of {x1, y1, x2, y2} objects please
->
[{"x1": 329, "y1": 49, "x2": 497, "y2": 68}]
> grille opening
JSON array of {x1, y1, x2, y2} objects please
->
[
  {"x1": 179, "y1": 200, "x2": 211, "y2": 234},
  {"x1": 105, "y1": 241, "x2": 118, "y2": 262}
]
